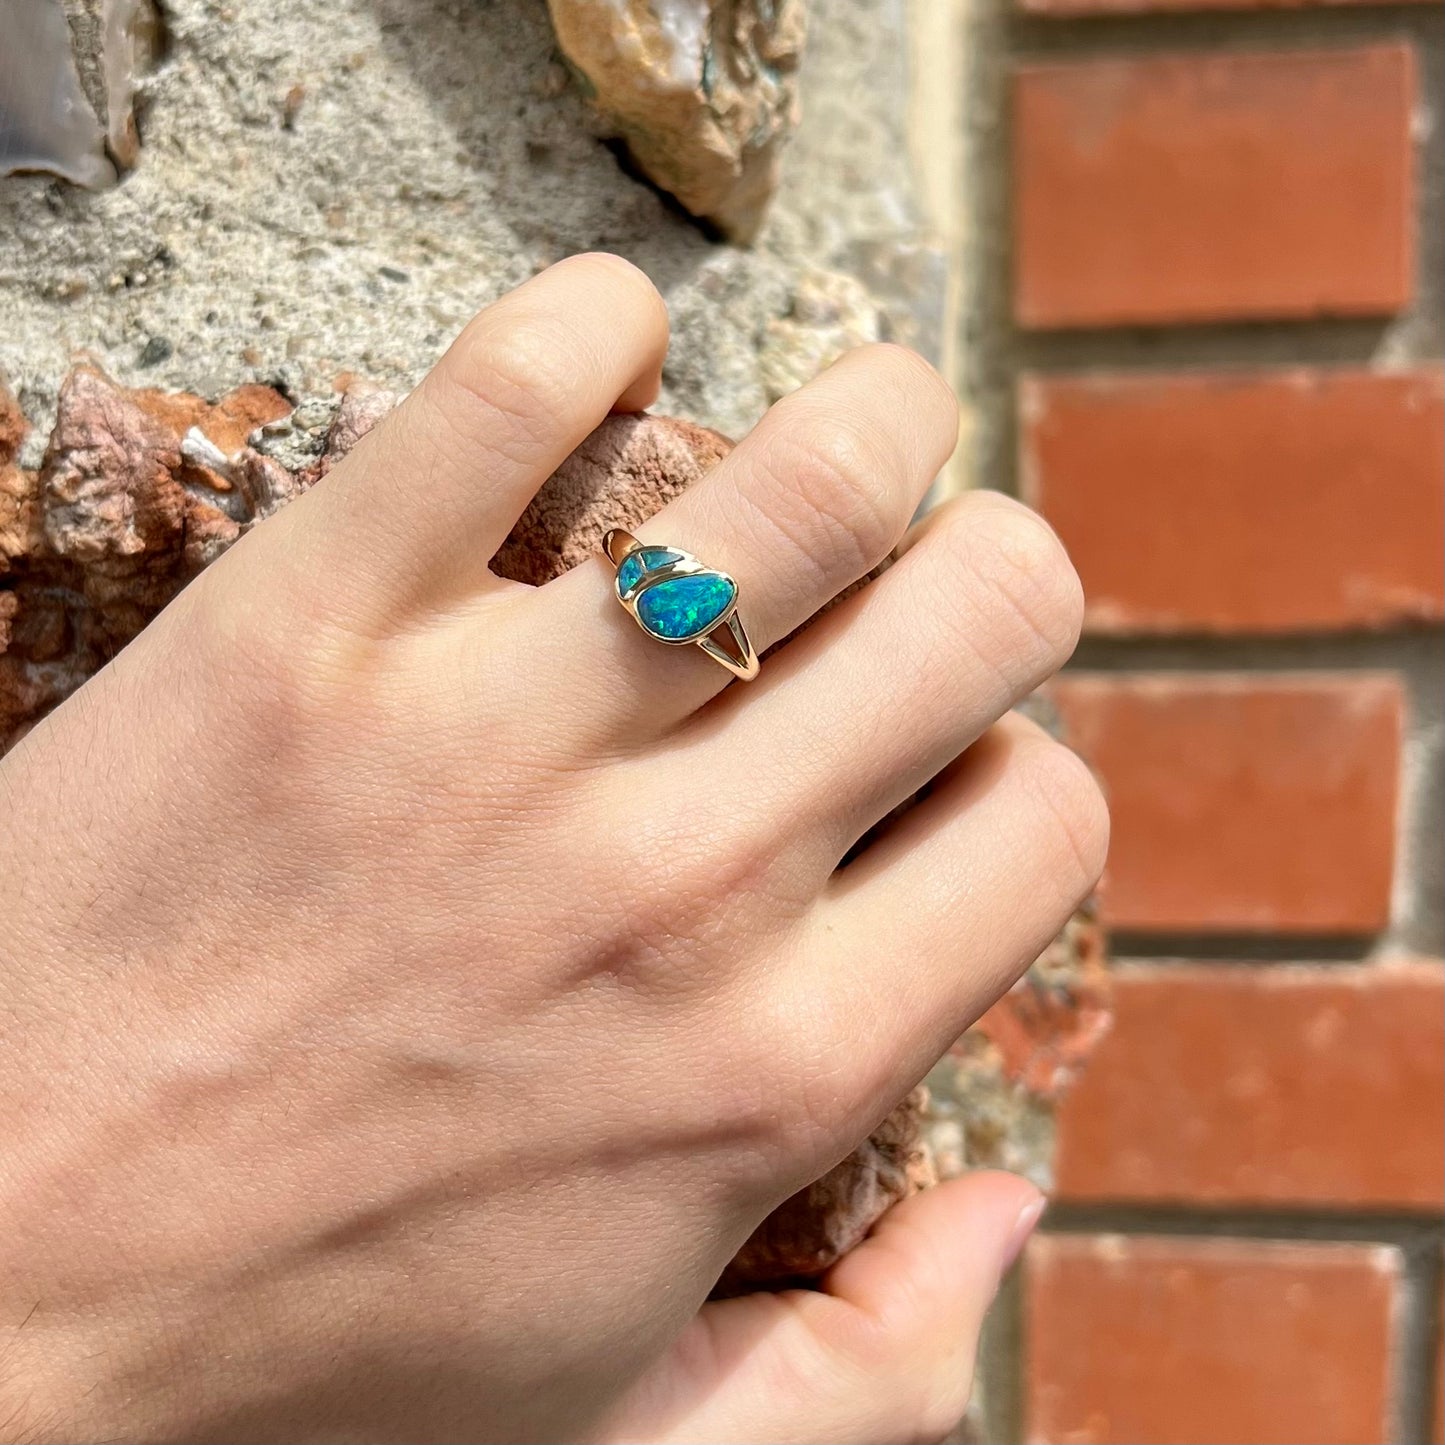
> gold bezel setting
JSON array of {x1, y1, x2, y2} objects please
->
[{"x1": 603, "y1": 529, "x2": 759, "y2": 681}]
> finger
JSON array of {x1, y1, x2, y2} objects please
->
[
  {"x1": 261, "y1": 253, "x2": 669, "y2": 629},
  {"x1": 612, "y1": 1173, "x2": 1043, "y2": 1444},
  {"x1": 787, "y1": 713, "x2": 1108, "y2": 1135},
  {"x1": 665, "y1": 490, "x2": 1085, "y2": 878},
  {"x1": 814, "y1": 1173, "x2": 1044, "y2": 1441},
  {"x1": 521, "y1": 343, "x2": 959, "y2": 742}
]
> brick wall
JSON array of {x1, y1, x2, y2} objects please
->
[{"x1": 956, "y1": 0, "x2": 1444, "y2": 1436}]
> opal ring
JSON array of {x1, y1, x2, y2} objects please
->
[{"x1": 603, "y1": 529, "x2": 759, "y2": 682}]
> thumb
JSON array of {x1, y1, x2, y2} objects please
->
[
  {"x1": 613, "y1": 1172, "x2": 1044, "y2": 1445},
  {"x1": 817, "y1": 1170, "x2": 1045, "y2": 1442}
]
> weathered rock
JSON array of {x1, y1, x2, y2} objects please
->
[
  {"x1": 974, "y1": 904, "x2": 1111, "y2": 1101},
  {"x1": 759, "y1": 267, "x2": 882, "y2": 402},
  {"x1": 923, "y1": 905, "x2": 1111, "y2": 1185},
  {"x1": 59, "y1": 0, "x2": 166, "y2": 173},
  {"x1": 717, "y1": 1087, "x2": 936, "y2": 1294},
  {"x1": 0, "y1": 0, "x2": 933, "y2": 454},
  {"x1": 0, "y1": 388, "x2": 41, "y2": 572},
  {"x1": 493, "y1": 412, "x2": 732, "y2": 585},
  {"x1": 0, "y1": 368, "x2": 292, "y2": 744},
  {"x1": 0, "y1": 0, "x2": 161, "y2": 185},
  {"x1": 42, "y1": 365, "x2": 294, "y2": 583},
  {"x1": 0, "y1": 386, "x2": 27, "y2": 462},
  {"x1": 545, "y1": 0, "x2": 806, "y2": 241}
]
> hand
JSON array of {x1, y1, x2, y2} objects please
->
[{"x1": 0, "y1": 254, "x2": 1105, "y2": 1443}]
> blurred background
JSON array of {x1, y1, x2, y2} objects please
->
[
  {"x1": 960, "y1": 5, "x2": 1443, "y2": 1442},
  {"x1": 2, "y1": 0, "x2": 1441, "y2": 1440}
]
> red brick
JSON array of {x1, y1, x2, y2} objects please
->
[
  {"x1": 1026, "y1": 1234, "x2": 1402, "y2": 1444},
  {"x1": 1021, "y1": 367, "x2": 1445, "y2": 634},
  {"x1": 1055, "y1": 961, "x2": 1445, "y2": 1209},
  {"x1": 1049, "y1": 675, "x2": 1402, "y2": 934},
  {"x1": 1013, "y1": 47, "x2": 1416, "y2": 328}
]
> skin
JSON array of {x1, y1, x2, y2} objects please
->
[{"x1": 0, "y1": 254, "x2": 1108, "y2": 1444}]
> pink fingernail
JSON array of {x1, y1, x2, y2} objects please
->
[{"x1": 1000, "y1": 1193, "x2": 1047, "y2": 1279}]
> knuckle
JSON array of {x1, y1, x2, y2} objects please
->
[
  {"x1": 966, "y1": 495, "x2": 1084, "y2": 663},
  {"x1": 1017, "y1": 738, "x2": 1111, "y2": 903},
  {"x1": 859, "y1": 342, "x2": 961, "y2": 430},
  {"x1": 753, "y1": 415, "x2": 901, "y2": 582},
  {"x1": 705, "y1": 1036, "x2": 813, "y2": 1170},
  {"x1": 592, "y1": 804, "x2": 792, "y2": 997},
  {"x1": 441, "y1": 324, "x2": 574, "y2": 464},
  {"x1": 178, "y1": 587, "x2": 363, "y2": 786},
  {"x1": 643, "y1": 803, "x2": 779, "y2": 906},
  {"x1": 563, "y1": 251, "x2": 667, "y2": 321},
  {"x1": 689, "y1": 975, "x2": 874, "y2": 1185}
]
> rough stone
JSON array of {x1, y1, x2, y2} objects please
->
[
  {"x1": 545, "y1": 0, "x2": 806, "y2": 241},
  {"x1": 0, "y1": 0, "x2": 162, "y2": 186},
  {"x1": 0, "y1": 367, "x2": 293, "y2": 744},
  {"x1": 60, "y1": 0, "x2": 165, "y2": 173},
  {"x1": 758, "y1": 266, "x2": 881, "y2": 401},
  {"x1": 0, "y1": 386, "x2": 41, "y2": 569},
  {"x1": 717, "y1": 1086, "x2": 937, "y2": 1294},
  {"x1": 923, "y1": 905, "x2": 1111, "y2": 1186},
  {"x1": 0, "y1": 0, "x2": 933, "y2": 454}
]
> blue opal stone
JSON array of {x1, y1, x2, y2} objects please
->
[
  {"x1": 635, "y1": 572, "x2": 736, "y2": 640},
  {"x1": 616, "y1": 548, "x2": 682, "y2": 594}
]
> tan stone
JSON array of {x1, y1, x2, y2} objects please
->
[
  {"x1": 545, "y1": 0, "x2": 806, "y2": 241},
  {"x1": 758, "y1": 267, "x2": 881, "y2": 402}
]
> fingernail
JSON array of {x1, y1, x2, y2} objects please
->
[{"x1": 999, "y1": 1192, "x2": 1047, "y2": 1280}]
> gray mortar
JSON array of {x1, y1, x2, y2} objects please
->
[{"x1": 0, "y1": 0, "x2": 938, "y2": 467}]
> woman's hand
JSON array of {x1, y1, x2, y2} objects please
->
[{"x1": 0, "y1": 254, "x2": 1105, "y2": 1443}]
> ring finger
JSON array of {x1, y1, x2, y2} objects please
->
[{"x1": 510, "y1": 343, "x2": 959, "y2": 744}]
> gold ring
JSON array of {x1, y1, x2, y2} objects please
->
[{"x1": 602, "y1": 529, "x2": 759, "y2": 682}]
